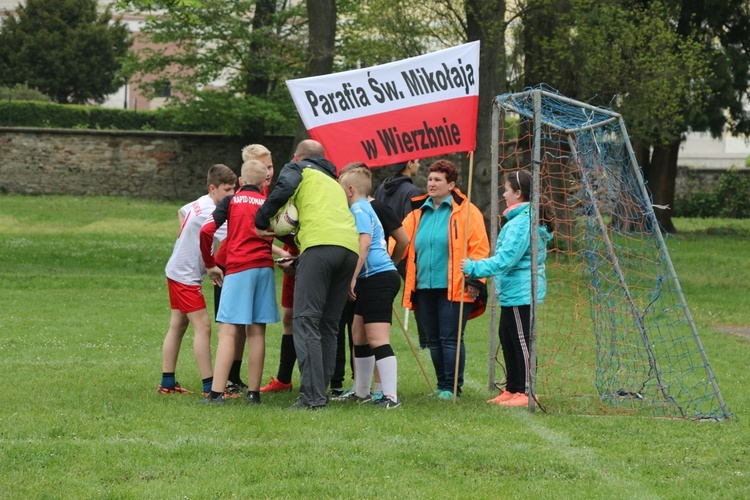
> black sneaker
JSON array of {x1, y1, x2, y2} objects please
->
[
  {"x1": 332, "y1": 390, "x2": 373, "y2": 404},
  {"x1": 285, "y1": 399, "x2": 325, "y2": 411},
  {"x1": 197, "y1": 394, "x2": 226, "y2": 405},
  {"x1": 246, "y1": 391, "x2": 261, "y2": 405},
  {"x1": 328, "y1": 387, "x2": 345, "y2": 398},
  {"x1": 226, "y1": 381, "x2": 248, "y2": 396},
  {"x1": 375, "y1": 396, "x2": 402, "y2": 409}
]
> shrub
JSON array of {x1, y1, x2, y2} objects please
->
[
  {"x1": 674, "y1": 168, "x2": 750, "y2": 218},
  {"x1": 0, "y1": 84, "x2": 51, "y2": 102}
]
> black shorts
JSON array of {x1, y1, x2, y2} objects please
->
[{"x1": 354, "y1": 270, "x2": 401, "y2": 324}]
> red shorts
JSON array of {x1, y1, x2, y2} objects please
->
[
  {"x1": 167, "y1": 278, "x2": 206, "y2": 314},
  {"x1": 280, "y1": 243, "x2": 298, "y2": 309},
  {"x1": 281, "y1": 273, "x2": 295, "y2": 309}
]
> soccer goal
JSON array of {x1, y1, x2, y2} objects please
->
[{"x1": 488, "y1": 86, "x2": 730, "y2": 420}]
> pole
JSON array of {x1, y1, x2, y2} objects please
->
[{"x1": 453, "y1": 151, "x2": 475, "y2": 404}]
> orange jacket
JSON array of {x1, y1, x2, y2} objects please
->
[{"x1": 401, "y1": 188, "x2": 490, "y2": 319}]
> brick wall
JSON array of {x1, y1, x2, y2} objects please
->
[{"x1": 0, "y1": 127, "x2": 294, "y2": 201}]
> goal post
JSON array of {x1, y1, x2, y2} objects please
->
[{"x1": 489, "y1": 87, "x2": 730, "y2": 420}]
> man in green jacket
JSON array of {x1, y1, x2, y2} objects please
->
[{"x1": 255, "y1": 139, "x2": 359, "y2": 410}]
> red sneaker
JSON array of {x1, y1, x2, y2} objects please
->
[
  {"x1": 157, "y1": 383, "x2": 194, "y2": 395},
  {"x1": 498, "y1": 392, "x2": 530, "y2": 407},
  {"x1": 487, "y1": 390, "x2": 514, "y2": 404},
  {"x1": 259, "y1": 376, "x2": 293, "y2": 393}
]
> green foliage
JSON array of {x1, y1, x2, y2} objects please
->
[
  {"x1": 0, "y1": 84, "x2": 51, "y2": 102},
  {"x1": 115, "y1": 0, "x2": 306, "y2": 135},
  {"x1": 0, "y1": 93, "x2": 295, "y2": 135},
  {"x1": 0, "y1": 100, "x2": 158, "y2": 130},
  {"x1": 154, "y1": 90, "x2": 296, "y2": 136},
  {"x1": 674, "y1": 169, "x2": 750, "y2": 218},
  {"x1": 0, "y1": 0, "x2": 131, "y2": 104},
  {"x1": 336, "y1": 0, "x2": 465, "y2": 69}
]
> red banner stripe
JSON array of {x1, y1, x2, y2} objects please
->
[{"x1": 308, "y1": 96, "x2": 479, "y2": 170}]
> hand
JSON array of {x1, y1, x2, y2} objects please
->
[
  {"x1": 277, "y1": 259, "x2": 295, "y2": 276},
  {"x1": 255, "y1": 227, "x2": 276, "y2": 239},
  {"x1": 466, "y1": 284, "x2": 479, "y2": 300},
  {"x1": 348, "y1": 277, "x2": 357, "y2": 301},
  {"x1": 460, "y1": 258, "x2": 470, "y2": 273},
  {"x1": 207, "y1": 266, "x2": 224, "y2": 287}
]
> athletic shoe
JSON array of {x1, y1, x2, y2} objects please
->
[
  {"x1": 331, "y1": 391, "x2": 372, "y2": 404},
  {"x1": 226, "y1": 381, "x2": 248, "y2": 396},
  {"x1": 259, "y1": 376, "x2": 293, "y2": 393},
  {"x1": 157, "y1": 383, "x2": 194, "y2": 395},
  {"x1": 498, "y1": 392, "x2": 529, "y2": 407},
  {"x1": 375, "y1": 396, "x2": 402, "y2": 409},
  {"x1": 201, "y1": 391, "x2": 210, "y2": 398},
  {"x1": 197, "y1": 394, "x2": 226, "y2": 405},
  {"x1": 437, "y1": 390, "x2": 460, "y2": 401},
  {"x1": 372, "y1": 391, "x2": 384, "y2": 402},
  {"x1": 285, "y1": 399, "x2": 325, "y2": 411},
  {"x1": 487, "y1": 390, "x2": 514, "y2": 404},
  {"x1": 328, "y1": 387, "x2": 345, "y2": 398},
  {"x1": 246, "y1": 392, "x2": 261, "y2": 405}
]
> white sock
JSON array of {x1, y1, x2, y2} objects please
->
[
  {"x1": 354, "y1": 355, "x2": 375, "y2": 397},
  {"x1": 376, "y1": 355, "x2": 398, "y2": 402}
]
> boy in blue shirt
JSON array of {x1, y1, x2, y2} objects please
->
[{"x1": 337, "y1": 165, "x2": 402, "y2": 408}]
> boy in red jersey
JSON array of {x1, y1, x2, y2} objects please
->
[{"x1": 199, "y1": 160, "x2": 280, "y2": 404}]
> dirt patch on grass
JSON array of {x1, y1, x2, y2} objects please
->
[{"x1": 713, "y1": 325, "x2": 750, "y2": 341}]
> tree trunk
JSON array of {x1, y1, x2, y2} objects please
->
[
  {"x1": 465, "y1": 0, "x2": 506, "y2": 221},
  {"x1": 244, "y1": 0, "x2": 278, "y2": 136},
  {"x1": 292, "y1": 0, "x2": 337, "y2": 156},
  {"x1": 645, "y1": 140, "x2": 680, "y2": 233}
]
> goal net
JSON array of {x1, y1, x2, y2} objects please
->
[{"x1": 489, "y1": 87, "x2": 730, "y2": 419}]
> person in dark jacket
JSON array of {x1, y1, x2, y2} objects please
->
[
  {"x1": 373, "y1": 159, "x2": 429, "y2": 348},
  {"x1": 373, "y1": 160, "x2": 421, "y2": 222}
]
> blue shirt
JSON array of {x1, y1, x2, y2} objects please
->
[
  {"x1": 351, "y1": 198, "x2": 397, "y2": 278},
  {"x1": 414, "y1": 196, "x2": 452, "y2": 289}
]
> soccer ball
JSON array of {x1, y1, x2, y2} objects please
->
[{"x1": 270, "y1": 203, "x2": 298, "y2": 236}]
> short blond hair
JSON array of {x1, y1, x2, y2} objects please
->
[
  {"x1": 241, "y1": 159, "x2": 268, "y2": 187},
  {"x1": 339, "y1": 163, "x2": 372, "y2": 196},
  {"x1": 241, "y1": 144, "x2": 271, "y2": 162}
]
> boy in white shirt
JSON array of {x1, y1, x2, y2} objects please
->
[{"x1": 159, "y1": 164, "x2": 237, "y2": 395}]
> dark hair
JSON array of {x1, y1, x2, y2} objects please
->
[
  {"x1": 207, "y1": 164, "x2": 237, "y2": 189},
  {"x1": 429, "y1": 159, "x2": 458, "y2": 184},
  {"x1": 503, "y1": 169, "x2": 555, "y2": 233}
]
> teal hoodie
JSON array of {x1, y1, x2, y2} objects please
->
[{"x1": 463, "y1": 202, "x2": 552, "y2": 306}]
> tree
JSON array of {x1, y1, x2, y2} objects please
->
[
  {"x1": 292, "y1": 0, "x2": 337, "y2": 149},
  {"x1": 519, "y1": 0, "x2": 750, "y2": 232},
  {"x1": 115, "y1": 0, "x2": 307, "y2": 136},
  {"x1": 0, "y1": 0, "x2": 131, "y2": 104}
]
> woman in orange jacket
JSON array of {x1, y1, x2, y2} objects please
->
[{"x1": 401, "y1": 160, "x2": 490, "y2": 400}]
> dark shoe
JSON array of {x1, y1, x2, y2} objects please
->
[
  {"x1": 246, "y1": 391, "x2": 261, "y2": 405},
  {"x1": 197, "y1": 394, "x2": 226, "y2": 405},
  {"x1": 375, "y1": 396, "x2": 402, "y2": 409},
  {"x1": 226, "y1": 381, "x2": 248, "y2": 396},
  {"x1": 328, "y1": 387, "x2": 345, "y2": 398},
  {"x1": 285, "y1": 399, "x2": 325, "y2": 411},
  {"x1": 331, "y1": 390, "x2": 373, "y2": 404}
]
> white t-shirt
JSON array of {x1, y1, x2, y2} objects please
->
[{"x1": 165, "y1": 194, "x2": 226, "y2": 285}]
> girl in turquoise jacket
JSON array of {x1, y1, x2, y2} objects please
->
[{"x1": 462, "y1": 169, "x2": 554, "y2": 407}]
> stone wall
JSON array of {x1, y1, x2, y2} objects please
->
[
  {"x1": 1, "y1": 127, "x2": 745, "y2": 203},
  {"x1": 0, "y1": 127, "x2": 294, "y2": 202}
]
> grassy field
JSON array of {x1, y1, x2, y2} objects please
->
[{"x1": 1, "y1": 194, "x2": 749, "y2": 498}]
